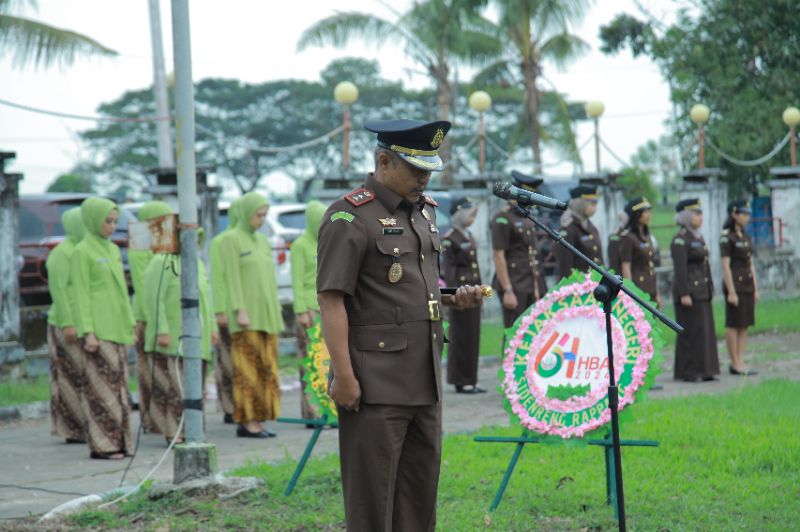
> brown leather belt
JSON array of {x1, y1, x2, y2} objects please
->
[{"x1": 348, "y1": 302, "x2": 441, "y2": 326}]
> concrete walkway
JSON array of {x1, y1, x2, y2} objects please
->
[{"x1": 2, "y1": 335, "x2": 797, "y2": 521}]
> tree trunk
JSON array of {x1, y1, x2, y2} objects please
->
[
  {"x1": 434, "y1": 60, "x2": 454, "y2": 185},
  {"x1": 522, "y1": 58, "x2": 542, "y2": 173}
]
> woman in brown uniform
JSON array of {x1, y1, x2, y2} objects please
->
[
  {"x1": 607, "y1": 211, "x2": 628, "y2": 275},
  {"x1": 720, "y1": 199, "x2": 758, "y2": 376},
  {"x1": 619, "y1": 196, "x2": 662, "y2": 306},
  {"x1": 670, "y1": 198, "x2": 719, "y2": 382},
  {"x1": 442, "y1": 198, "x2": 484, "y2": 393},
  {"x1": 491, "y1": 170, "x2": 548, "y2": 328},
  {"x1": 556, "y1": 185, "x2": 602, "y2": 278}
]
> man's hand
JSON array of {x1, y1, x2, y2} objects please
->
[
  {"x1": 680, "y1": 294, "x2": 693, "y2": 308},
  {"x1": 216, "y1": 312, "x2": 228, "y2": 328},
  {"x1": 727, "y1": 291, "x2": 738, "y2": 307},
  {"x1": 157, "y1": 334, "x2": 170, "y2": 348},
  {"x1": 237, "y1": 309, "x2": 250, "y2": 329},
  {"x1": 297, "y1": 312, "x2": 313, "y2": 329},
  {"x1": 330, "y1": 374, "x2": 361, "y2": 412},
  {"x1": 754, "y1": 288, "x2": 759, "y2": 305},
  {"x1": 442, "y1": 285, "x2": 484, "y2": 310},
  {"x1": 502, "y1": 290, "x2": 518, "y2": 310},
  {"x1": 63, "y1": 326, "x2": 77, "y2": 342},
  {"x1": 84, "y1": 333, "x2": 99, "y2": 353}
]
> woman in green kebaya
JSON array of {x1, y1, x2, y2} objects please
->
[
  {"x1": 290, "y1": 200, "x2": 325, "y2": 421},
  {"x1": 46, "y1": 207, "x2": 87, "y2": 444},
  {"x1": 129, "y1": 200, "x2": 174, "y2": 433},
  {"x1": 71, "y1": 197, "x2": 135, "y2": 460},
  {"x1": 221, "y1": 192, "x2": 284, "y2": 438},
  {"x1": 143, "y1": 226, "x2": 217, "y2": 444}
]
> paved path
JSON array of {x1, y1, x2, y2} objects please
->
[{"x1": 2, "y1": 333, "x2": 797, "y2": 521}]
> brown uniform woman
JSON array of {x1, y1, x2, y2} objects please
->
[
  {"x1": 720, "y1": 200, "x2": 758, "y2": 376},
  {"x1": 620, "y1": 196, "x2": 662, "y2": 306},
  {"x1": 556, "y1": 185, "x2": 602, "y2": 278},
  {"x1": 670, "y1": 198, "x2": 719, "y2": 382},
  {"x1": 442, "y1": 198, "x2": 484, "y2": 394}
]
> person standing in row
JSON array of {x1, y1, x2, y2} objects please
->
[
  {"x1": 222, "y1": 192, "x2": 284, "y2": 438},
  {"x1": 670, "y1": 198, "x2": 719, "y2": 382},
  {"x1": 210, "y1": 199, "x2": 239, "y2": 424},
  {"x1": 143, "y1": 225, "x2": 217, "y2": 444},
  {"x1": 290, "y1": 200, "x2": 326, "y2": 421},
  {"x1": 442, "y1": 198, "x2": 484, "y2": 394},
  {"x1": 45, "y1": 207, "x2": 87, "y2": 444},
  {"x1": 491, "y1": 170, "x2": 548, "y2": 329},
  {"x1": 317, "y1": 118, "x2": 483, "y2": 531},
  {"x1": 71, "y1": 197, "x2": 135, "y2": 460},
  {"x1": 556, "y1": 185, "x2": 602, "y2": 278},
  {"x1": 720, "y1": 199, "x2": 758, "y2": 376},
  {"x1": 607, "y1": 211, "x2": 628, "y2": 275},
  {"x1": 620, "y1": 196, "x2": 662, "y2": 307},
  {"x1": 129, "y1": 200, "x2": 174, "y2": 433}
]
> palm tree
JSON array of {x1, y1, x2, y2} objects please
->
[
  {"x1": 0, "y1": 0, "x2": 117, "y2": 69},
  {"x1": 298, "y1": 0, "x2": 499, "y2": 184},
  {"x1": 479, "y1": 0, "x2": 591, "y2": 172}
]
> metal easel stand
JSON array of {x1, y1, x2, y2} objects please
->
[{"x1": 276, "y1": 417, "x2": 338, "y2": 496}]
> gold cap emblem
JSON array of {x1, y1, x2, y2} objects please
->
[{"x1": 430, "y1": 128, "x2": 445, "y2": 149}]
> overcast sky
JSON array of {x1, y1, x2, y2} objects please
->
[{"x1": 0, "y1": 0, "x2": 682, "y2": 194}]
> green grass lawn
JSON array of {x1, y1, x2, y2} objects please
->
[
  {"x1": 650, "y1": 203, "x2": 676, "y2": 254},
  {"x1": 68, "y1": 379, "x2": 800, "y2": 530},
  {"x1": 0, "y1": 375, "x2": 50, "y2": 407}
]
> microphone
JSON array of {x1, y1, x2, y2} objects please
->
[{"x1": 492, "y1": 182, "x2": 568, "y2": 210}]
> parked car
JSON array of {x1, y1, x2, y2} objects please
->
[{"x1": 19, "y1": 194, "x2": 134, "y2": 306}]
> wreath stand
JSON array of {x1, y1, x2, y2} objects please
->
[
  {"x1": 276, "y1": 416, "x2": 338, "y2": 496},
  {"x1": 474, "y1": 432, "x2": 658, "y2": 516}
]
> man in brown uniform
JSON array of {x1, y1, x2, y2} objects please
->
[
  {"x1": 491, "y1": 170, "x2": 548, "y2": 328},
  {"x1": 317, "y1": 119, "x2": 483, "y2": 531},
  {"x1": 619, "y1": 196, "x2": 662, "y2": 306},
  {"x1": 556, "y1": 185, "x2": 603, "y2": 278}
]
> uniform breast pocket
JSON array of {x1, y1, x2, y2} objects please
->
[
  {"x1": 375, "y1": 236, "x2": 415, "y2": 284},
  {"x1": 430, "y1": 233, "x2": 442, "y2": 254}
]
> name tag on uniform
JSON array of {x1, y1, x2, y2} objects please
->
[
  {"x1": 639, "y1": 243, "x2": 650, "y2": 249},
  {"x1": 690, "y1": 241, "x2": 703, "y2": 248},
  {"x1": 240, "y1": 250, "x2": 252, "y2": 257},
  {"x1": 514, "y1": 221, "x2": 524, "y2": 228},
  {"x1": 459, "y1": 242, "x2": 471, "y2": 250},
  {"x1": 382, "y1": 227, "x2": 404, "y2": 235},
  {"x1": 735, "y1": 242, "x2": 747, "y2": 248},
  {"x1": 580, "y1": 234, "x2": 593, "y2": 241}
]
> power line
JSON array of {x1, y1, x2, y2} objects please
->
[{"x1": 0, "y1": 97, "x2": 170, "y2": 123}]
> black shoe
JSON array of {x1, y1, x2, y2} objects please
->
[
  {"x1": 456, "y1": 385, "x2": 486, "y2": 394},
  {"x1": 224, "y1": 413, "x2": 234, "y2": 424},
  {"x1": 682, "y1": 376, "x2": 702, "y2": 383},
  {"x1": 702, "y1": 376, "x2": 718, "y2": 382},
  {"x1": 236, "y1": 425, "x2": 271, "y2": 439},
  {"x1": 65, "y1": 438, "x2": 85, "y2": 444},
  {"x1": 650, "y1": 384, "x2": 664, "y2": 391},
  {"x1": 729, "y1": 366, "x2": 758, "y2": 376}
]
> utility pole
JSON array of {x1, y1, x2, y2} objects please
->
[
  {"x1": 148, "y1": 0, "x2": 174, "y2": 169},
  {"x1": 170, "y1": 0, "x2": 216, "y2": 483}
]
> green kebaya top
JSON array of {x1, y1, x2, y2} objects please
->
[
  {"x1": 290, "y1": 200, "x2": 325, "y2": 314},
  {"x1": 46, "y1": 207, "x2": 86, "y2": 327},
  {"x1": 129, "y1": 200, "x2": 174, "y2": 322},
  {"x1": 210, "y1": 198, "x2": 240, "y2": 316}
]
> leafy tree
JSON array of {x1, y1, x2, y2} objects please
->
[
  {"x1": 0, "y1": 0, "x2": 116, "y2": 68},
  {"x1": 600, "y1": 0, "x2": 800, "y2": 196},
  {"x1": 630, "y1": 135, "x2": 680, "y2": 204},
  {"x1": 618, "y1": 165, "x2": 660, "y2": 204},
  {"x1": 297, "y1": 0, "x2": 500, "y2": 184},
  {"x1": 474, "y1": 0, "x2": 592, "y2": 171},
  {"x1": 46, "y1": 172, "x2": 93, "y2": 193}
]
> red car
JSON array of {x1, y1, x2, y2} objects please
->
[{"x1": 19, "y1": 193, "x2": 133, "y2": 306}]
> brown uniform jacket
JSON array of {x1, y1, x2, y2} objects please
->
[
  {"x1": 442, "y1": 228, "x2": 481, "y2": 286},
  {"x1": 720, "y1": 228, "x2": 754, "y2": 294},
  {"x1": 620, "y1": 227, "x2": 657, "y2": 300},
  {"x1": 490, "y1": 207, "x2": 547, "y2": 296},
  {"x1": 607, "y1": 229, "x2": 624, "y2": 275},
  {"x1": 556, "y1": 218, "x2": 603, "y2": 278},
  {"x1": 316, "y1": 173, "x2": 444, "y2": 406},
  {"x1": 670, "y1": 227, "x2": 713, "y2": 301}
]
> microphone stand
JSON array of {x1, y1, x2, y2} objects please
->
[{"x1": 513, "y1": 204, "x2": 683, "y2": 532}]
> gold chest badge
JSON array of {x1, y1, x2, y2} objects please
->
[{"x1": 388, "y1": 263, "x2": 404, "y2": 283}]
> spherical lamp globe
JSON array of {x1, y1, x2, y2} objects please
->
[
  {"x1": 782, "y1": 106, "x2": 800, "y2": 127},
  {"x1": 585, "y1": 100, "x2": 605, "y2": 118},
  {"x1": 334, "y1": 81, "x2": 359, "y2": 105},
  {"x1": 469, "y1": 90, "x2": 492, "y2": 113},
  {"x1": 690, "y1": 104, "x2": 710, "y2": 124}
]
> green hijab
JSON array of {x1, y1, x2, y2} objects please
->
[
  {"x1": 304, "y1": 200, "x2": 326, "y2": 242},
  {"x1": 80, "y1": 197, "x2": 118, "y2": 238},
  {"x1": 227, "y1": 199, "x2": 240, "y2": 231},
  {"x1": 237, "y1": 192, "x2": 269, "y2": 234},
  {"x1": 138, "y1": 200, "x2": 173, "y2": 221},
  {"x1": 62, "y1": 207, "x2": 86, "y2": 243}
]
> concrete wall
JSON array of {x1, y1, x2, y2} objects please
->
[
  {"x1": 677, "y1": 176, "x2": 728, "y2": 289},
  {"x1": 768, "y1": 178, "x2": 800, "y2": 259},
  {"x1": 0, "y1": 155, "x2": 23, "y2": 379}
]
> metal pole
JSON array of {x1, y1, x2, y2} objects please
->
[
  {"x1": 343, "y1": 106, "x2": 351, "y2": 172},
  {"x1": 170, "y1": 0, "x2": 203, "y2": 445},
  {"x1": 148, "y1": 0, "x2": 175, "y2": 169},
  {"x1": 698, "y1": 124, "x2": 705, "y2": 170},
  {"x1": 594, "y1": 117, "x2": 601, "y2": 173},
  {"x1": 479, "y1": 113, "x2": 485, "y2": 173},
  {"x1": 791, "y1": 126, "x2": 796, "y2": 167}
]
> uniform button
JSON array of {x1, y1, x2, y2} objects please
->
[
  {"x1": 393, "y1": 247, "x2": 400, "y2": 255},
  {"x1": 470, "y1": 250, "x2": 475, "y2": 256},
  {"x1": 460, "y1": 275, "x2": 466, "y2": 281},
  {"x1": 433, "y1": 333, "x2": 437, "y2": 340},
  {"x1": 511, "y1": 262, "x2": 516, "y2": 267},
  {"x1": 527, "y1": 230, "x2": 532, "y2": 235},
  {"x1": 472, "y1": 262, "x2": 477, "y2": 268},
  {"x1": 593, "y1": 246, "x2": 598, "y2": 251},
  {"x1": 378, "y1": 341, "x2": 385, "y2": 349},
  {"x1": 430, "y1": 292, "x2": 434, "y2": 298},
  {"x1": 694, "y1": 280, "x2": 699, "y2": 286},
  {"x1": 705, "y1": 277, "x2": 709, "y2": 282},
  {"x1": 649, "y1": 261, "x2": 654, "y2": 267},
  {"x1": 639, "y1": 276, "x2": 644, "y2": 282},
  {"x1": 738, "y1": 276, "x2": 742, "y2": 281},
  {"x1": 421, "y1": 253, "x2": 425, "y2": 261},
  {"x1": 589, "y1": 235, "x2": 594, "y2": 240}
]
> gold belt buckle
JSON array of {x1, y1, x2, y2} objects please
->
[{"x1": 428, "y1": 300, "x2": 441, "y2": 321}]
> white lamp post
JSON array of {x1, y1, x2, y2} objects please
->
[
  {"x1": 690, "y1": 104, "x2": 711, "y2": 169},
  {"x1": 469, "y1": 90, "x2": 492, "y2": 173},
  {"x1": 782, "y1": 106, "x2": 800, "y2": 166},
  {"x1": 585, "y1": 100, "x2": 605, "y2": 172},
  {"x1": 334, "y1": 81, "x2": 359, "y2": 171}
]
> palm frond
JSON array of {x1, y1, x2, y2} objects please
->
[
  {"x1": 472, "y1": 59, "x2": 516, "y2": 87},
  {"x1": 539, "y1": 32, "x2": 590, "y2": 68},
  {"x1": 539, "y1": 90, "x2": 581, "y2": 162},
  {"x1": 296, "y1": 12, "x2": 403, "y2": 52},
  {"x1": 0, "y1": 0, "x2": 38, "y2": 12},
  {"x1": 0, "y1": 14, "x2": 117, "y2": 69}
]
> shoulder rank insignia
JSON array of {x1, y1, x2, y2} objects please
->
[
  {"x1": 378, "y1": 217, "x2": 397, "y2": 227},
  {"x1": 331, "y1": 211, "x2": 355, "y2": 223},
  {"x1": 421, "y1": 208, "x2": 431, "y2": 221},
  {"x1": 344, "y1": 188, "x2": 375, "y2": 207},
  {"x1": 495, "y1": 216, "x2": 509, "y2": 225},
  {"x1": 423, "y1": 194, "x2": 439, "y2": 207}
]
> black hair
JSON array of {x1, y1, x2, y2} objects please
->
[{"x1": 625, "y1": 209, "x2": 650, "y2": 237}]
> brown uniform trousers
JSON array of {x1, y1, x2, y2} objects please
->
[
  {"x1": 442, "y1": 228, "x2": 481, "y2": 387},
  {"x1": 619, "y1": 228, "x2": 658, "y2": 302},
  {"x1": 490, "y1": 207, "x2": 548, "y2": 328},
  {"x1": 671, "y1": 228, "x2": 720, "y2": 380},
  {"x1": 556, "y1": 219, "x2": 603, "y2": 279},
  {"x1": 720, "y1": 228, "x2": 756, "y2": 328},
  {"x1": 317, "y1": 174, "x2": 445, "y2": 531}
]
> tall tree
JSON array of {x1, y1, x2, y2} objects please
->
[
  {"x1": 0, "y1": 0, "x2": 116, "y2": 68},
  {"x1": 476, "y1": 0, "x2": 592, "y2": 172},
  {"x1": 600, "y1": 0, "x2": 800, "y2": 195},
  {"x1": 297, "y1": 0, "x2": 500, "y2": 184}
]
